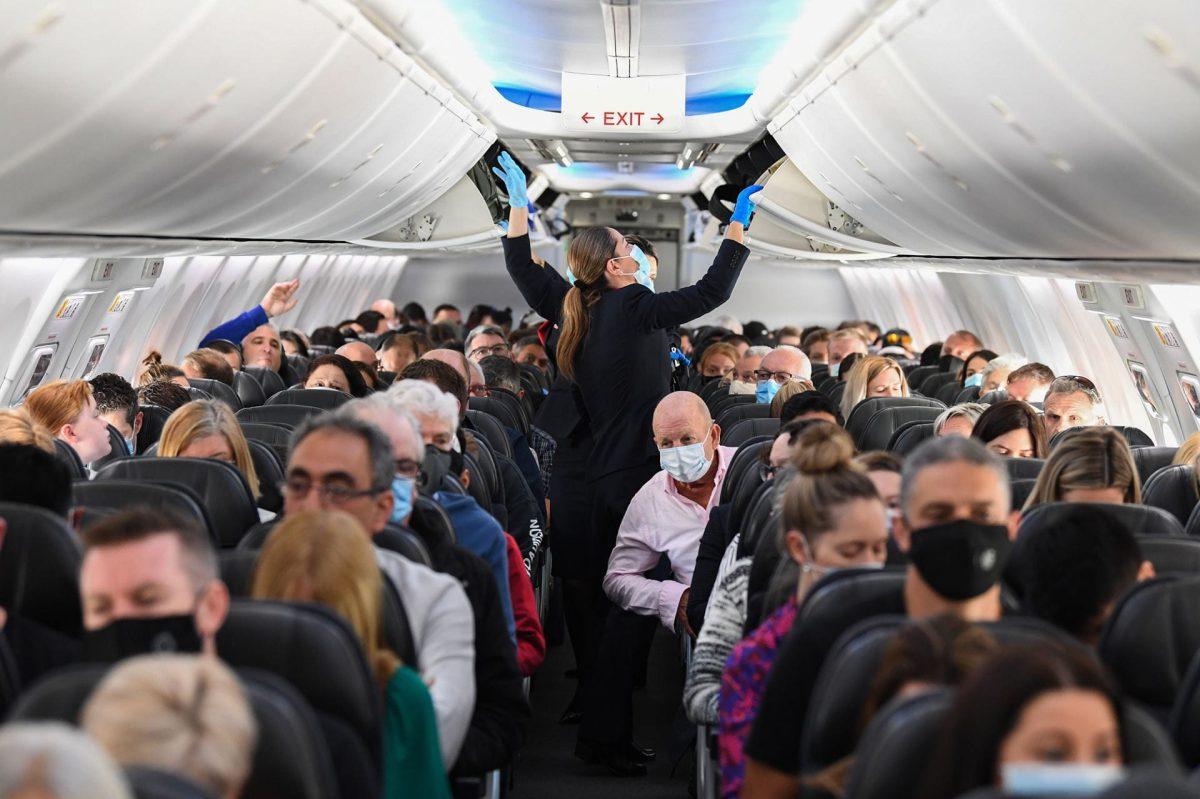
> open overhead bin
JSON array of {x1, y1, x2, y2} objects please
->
[{"x1": 0, "y1": 0, "x2": 494, "y2": 244}]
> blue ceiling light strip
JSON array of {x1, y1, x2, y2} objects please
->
[
  {"x1": 494, "y1": 85, "x2": 753, "y2": 116},
  {"x1": 495, "y1": 85, "x2": 562, "y2": 112}
]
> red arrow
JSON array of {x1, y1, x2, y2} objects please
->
[
  {"x1": 581, "y1": 112, "x2": 595, "y2": 124},
  {"x1": 652, "y1": 113, "x2": 664, "y2": 125}
]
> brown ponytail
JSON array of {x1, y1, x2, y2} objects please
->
[{"x1": 556, "y1": 226, "x2": 621, "y2": 380}]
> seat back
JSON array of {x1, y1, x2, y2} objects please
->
[
  {"x1": 232, "y1": 370, "x2": 267, "y2": 408},
  {"x1": 73, "y1": 479, "x2": 218, "y2": 546},
  {"x1": 1170, "y1": 648, "x2": 1200, "y2": 767},
  {"x1": 1010, "y1": 478, "x2": 1037, "y2": 510},
  {"x1": 184, "y1": 386, "x2": 212, "y2": 403},
  {"x1": 466, "y1": 410, "x2": 513, "y2": 459},
  {"x1": 91, "y1": 423, "x2": 131, "y2": 471},
  {"x1": 1143, "y1": 465, "x2": 1198, "y2": 526},
  {"x1": 236, "y1": 404, "x2": 324, "y2": 429},
  {"x1": 845, "y1": 396, "x2": 947, "y2": 442},
  {"x1": 468, "y1": 396, "x2": 522, "y2": 433},
  {"x1": 1132, "y1": 447, "x2": 1180, "y2": 485},
  {"x1": 464, "y1": 431, "x2": 501, "y2": 504},
  {"x1": 286, "y1": 354, "x2": 311, "y2": 382},
  {"x1": 720, "y1": 437, "x2": 772, "y2": 505},
  {"x1": 485, "y1": 387, "x2": 531, "y2": 436},
  {"x1": 96, "y1": 458, "x2": 259, "y2": 548},
  {"x1": 243, "y1": 366, "x2": 286, "y2": 398},
  {"x1": 886, "y1": 421, "x2": 935, "y2": 455},
  {"x1": 266, "y1": 388, "x2": 351, "y2": 410},
  {"x1": 410, "y1": 496, "x2": 458, "y2": 554},
  {"x1": 843, "y1": 690, "x2": 952, "y2": 799},
  {"x1": 723, "y1": 417, "x2": 780, "y2": 447},
  {"x1": 918, "y1": 371, "x2": 957, "y2": 397},
  {"x1": 135, "y1": 404, "x2": 172, "y2": 454},
  {"x1": 1139, "y1": 536, "x2": 1200, "y2": 575},
  {"x1": 239, "y1": 422, "x2": 292, "y2": 467},
  {"x1": 1112, "y1": 425, "x2": 1155, "y2": 448},
  {"x1": 186, "y1": 378, "x2": 242, "y2": 411},
  {"x1": 0, "y1": 502, "x2": 82, "y2": 636},
  {"x1": 954, "y1": 385, "x2": 983, "y2": 404},
  {"x1": 1004, "y1": 457, "x2": 1046, "y2": 481},
  {"x1": 902, "y1": 365, "x2": 941, "y2": 393},
  {"x1": 245, "y1": 440, "x2": 284, "y2": 513},
  {"x1": 711, "y1": 393, "x2": 757, "y2": 419},
  {"x1": 715, "y1": 402, "x2": 771, "y2": 435},
  {"x1": 124, "y1": 766, "x2": 218, "y2": 799},
  {"x1": 857, "y1": 406, "x2": 946, "y2": 451},
  {"x1": 934, "y1": 379, "x2": 964, "y2": 405},
  {"x1": 1021, "y1": 501, "x2": 1184, "y2": 539},
  {"x1": 52, "y1": 438, "x2": 87, "y2": 479}
]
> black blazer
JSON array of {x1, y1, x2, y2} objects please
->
[{"x1": 503, "y1": 234, "x2": 749, "y2": 481}]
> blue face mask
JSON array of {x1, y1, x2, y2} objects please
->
[
  {"x1": 964, "y1": 372, "x2": 984, "y2": 388},
  {"x1": 123, "y1": 435, "x2": 136, "y2": 456},
  {"x1": 1001, "y1": 763, "x2": 1124, "y2": 795},
  {"x1": 389, "y1": 475, "x2": 416, "y2": 526},
  {"x1": 829, "y1": 362, "x2": 841, "y2": 378},
  {"x1": 614, "y1": 245, "x2": 654, "y2": 291},
  {"x1": 756, "y1": 379, "x2": 780, "y2": 404},
  {"x1": 660, "y1": 441, "x2": 712, "y2": 484}
]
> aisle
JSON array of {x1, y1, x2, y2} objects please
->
[{"x1": 513, "y1": 628, "x2": 693, "y2": 798}]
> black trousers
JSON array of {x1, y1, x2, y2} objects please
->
[{"x1": 579, "y1": 605, "x2": 662, "y2": 745}]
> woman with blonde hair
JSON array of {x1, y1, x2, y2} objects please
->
[
  {"x1": 839, "y1": 355, "x2": 909, "y2": 421},
  {"x1": 158, "y1": 400, "x2": 261, "y2": 502},
  {"x1": 251, "y1": 511, "x2": 449, "y2": 799},
  {"x1": 0, "y1": 408, "x2": 55, "y2": 453},
  {"x1": 697, "y1": 341, "x2": 741, "y2": 383},
  {"x1": 1024, "y1": 426, "x2": 1141, "y2": 509},
  {"x1": 769, "y1": 379, "x2": 818, "y2": 418}
]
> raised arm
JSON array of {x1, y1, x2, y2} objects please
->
[
  {"x1": 198, "y1": 279, "x2": 300, "y2": 347},
  {"x1": 493, "y1": 152, "x2": 570, "y2": 322}
]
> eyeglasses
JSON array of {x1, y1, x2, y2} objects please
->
[
  {"x1": 1050, "y1": 374, "x2": 1101, "y2": 401},
  {"x1": 280, "y1": 478, "x2": 387, "y2": 505},
  {"x1": 469, "y1": 344, "x2": 510, "y2": 359},
  {"x1": 753, "y1": 369, "x2": 795, "y2": 384},
  {"x1": 469, "y1": 383, "x2": 489, "y2": 398}
]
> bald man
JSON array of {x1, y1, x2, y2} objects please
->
[
  {"x1": 336, "y1": 340, "x2": 378, "y2": 368},
  {"x1": 942, "y1": 329, "x2": 984, "y2": 360},
  {"x1": 578, "y1": 391, "x2": 736, "y2": 774},
  {"x1": 422, "y1": 348, "x2": 470, "y2": 382},
  {"x1": 755, "y1": 345, "x2": 813, "y2": 404}
]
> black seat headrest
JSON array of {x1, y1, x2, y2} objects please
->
[
  {"x1": 734, "y1": 478, "x2": 775, "y2": 558},
  {"x1": 460, "y1": 452, "x2": 494, "y2": 513},
  {"x1": 1010, "y1": 478, "x2": 1037, "y2": 510},
  {"x1": 90, "y1": 424, "x2": 131, "y2": 470},
  {"x1": 135, "y1": 405, "x2": 172, "y2": 454},
  {"x1": 96, "y1": 457, "x2": 259, "y2": 548},
  {"x1": 721, "y1": 438, "x2": 771, "y2": 505},
  {"x1": 73, "y1": 479, "x2": 218, "y2": 546},
  {"x1": 723, "y1": 417, "x2": 780, "y2": 448},
  {"x1": 51, "y1": 438, "x2": 86, "y2": 479},
  {"x1": 410, "y1": 496, "x2": 458, "y2": 557},
  {"x1": 1021, "y1": 501, "x2": 1184, "y2": 539},
  {"x1": 465, "y1": 410, "x2": 513, "y2": 459},
  {"x1": 485, "y1": 387, "x2": 532, "y2": 436},
  {"x1": 236, "y1": 404, "x2": 323, "y2": 429},
  {"x1": 902, "y1": 365, "x2": 940, "y2": 390},
  {"x1": 1112, "y1": 425, "x2": 1155, "y2": 448},
  {"x1": 243, "y1": 366, "x2": 287, "y2": 398},
  {"x1": 1132, "y1": 447, "x2": 1180, "y2": 486},
  {"x1": 0, "y1": 502, "x2": 82, "y2": 636},
  {"x1": 1143, "y1": 465, "x2": 1198, "y2": 526},
  {"x1": 715, "y1": 402, "x2": 771, "y2": 434},
  {"x1": 886, "y1": 420, "x2": 935, "y2": 455},
  {"x1": 467, "y1": 396, "x2": 521, "y2": 434},
  {"x1": 184, "y1": 386, "x2": 211, "y2": 403},
  {"x1": 265, "y1": 388, "x2": 351, "y2": 410},
  {"x1": 464, "y1": 431, "x2": 501, "y2": 503},
  {"x1": 953, "y1": 385, "x2": 982, "y2": 404},
  {"x1": 1004, "y1": 457, "x2": 1046, "y2": 481},
  {"x1": 125, "y1": 766, "x2": 219, "y2": 799},
  {"x1": 245, "y1": 440, "x2": 283, "y2": 514},
  {"x1": 1138, "y1": 535, "x2": 1200, "y2": 576},
  {"x1": 979, "y1": 388, "x2": 1009, "y2": 405},
  {"x1": 186, "y1": 378, "x2": 242, "y2": 411},
  {"x1": 1170, "y1": 647, "x2": 1200, "y2": 768},
  {"x1": 285, "y1": 354, "x2": 311, "y2": 382},
  {"x1": 856, "y1": 405, "x2": 946, "y2": 452},
  {"x1": 711, "y1": 393, "x2": 757, "y2": 419},
  {"x1": 842, "y1": 689, "x2": 952, "y2": 799},
  {"x1": 918, "y1": 372, "x2": 958, "y2": 398},
  {"x1": 238, "y1": 422, "x2": 292, "y2": 466},
  {"x1": 232, "y1": 370, "x2": 267, "y2": 408}
]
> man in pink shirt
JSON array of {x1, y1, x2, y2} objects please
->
[{"x1": 577, "y1": 392, "x2": 736, "y2": 776}]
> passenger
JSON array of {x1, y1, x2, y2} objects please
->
[
  {"x1": 25, "y1": 379, "x2": 112, "y2": 466},
  {"x1": 742, "y1": 436, "x2": 1015, "y2": 798},
  {"x1": 755, "y1": 346, "x2": 813, "y2": 405},
  {"x1": 717, "y1": 423, "x2": 888, "y2": 798},
  {"x1": 579, "y1": 392, "x2": 736, "y2": 775},
  {"x1": 959, "y1": 349, "x2": 999, "y2": 388},
  {"x1": 1024, "y1": 427, "x2": 1139, "y2": 507},
  {"x1": 730, "y1": 345, "x2": 772, "y2": 394},
  {"x1": 0, "y1": 443, "x2": 72, "y2": 517},
  {"x1": 941, "y1": 329, "x2": 984, "y2": 360},
  {"x1": 877, "y1": 328, "x2": 916, "y2": 360},
  {"x1": 466, "y1": 359, "x2": 489, "y2": 399},
  {"x1": 336, "y1": 339, "x2": 379, "y2": 370},
  {"x1": 204, "y1": 339, "x2": 243, "y2": 372},
  {"x1": 920, "y1": 646, "x2": 1125, "y2": 799},
  {"x1": 934, "y1": 402, "x2": 987, "y2": 438},
  {"x1": 432, "y1": 303, "x2": 463, "y2": 326},
  {"x1": 305, "y1": 353, "x2": 369, "y2": 397},
  {"x1": 723, "y1": 334, "x2": 752, "y2": 357},
  {"x1": 855, "y1": 450, "x2": 903, "y2": 520},
  {"x1": 310, "y1": 325, "x2": 347, "y2": 350},
  {"x1": 157, "y1": 400, "x2": 265, "y2": 512},
  {"x1": 180, "y1": 348, "x2": 235, "y2": 385},
  {"x1": 980, "y1": 353, "x2": 1028, "y2": 394},
  {"x1": 401, "y1": 302, "x2": 429, "y2": 329},
  {"x1": 370, "y1": 298, "x2": 403, "y2": 331},
  {"x1": 355, "y1": 361, "x2": 383, "y2": 392},
  {"x1": 379, "y1": 333, "x2": 422, "y2": 375},
  {"x1": 800, "y1": 328, "x2": 830, "y2": 365},
  {"x1": 0, "y1": 722, "x2": 132, "y2": 799},
  {"x1": 768, "y1": 379, "x2": 817, "y2": 419},
  {"x1": 356, "y1": 310, "x2": 389, "y2": 336},
  {"x1": 281, "y1": 413, "x2": 475, "y2": 767},
  {"x1": 698, "y1": 341, "x2": 740, "y2": 382},
  {"x1": 465, "y1": 324, "x2": 511, "y2": 363},
  {"x1": 79, "y1": 507, "x2": 229, "y2": 661},
  {"x1": 827, "y1": 329, "x2": 868, "y2": 376},
  {"x1": 338, "y1": 318, "x2": 365, "y2": 337},
  {"x1": 280, "y1": 329, "x2": 310, "y2": 358},
  {"x1": 713, "y1": 314, "x2": 743, "y2": 336},
  {"x1": 251, "y1": 511, "x2": 450, "y2": 799},
  {"x1": 199, "y1": 279, "x2": 301, "y2": 385},
  {"x1": 1016, "y1": 505, "x2": 1152, "y2": 645},
  {"x1": 512, "y1": 336, "x2": 550, "y2": 373},
  {"x1": 81, "y1": 654, "x2": 257, "y2": 799},
  {"x1": 779, "y1": 391, "x2": 843, "y2": 426},
  {"x1": 776, "y1": 326, "x2": 802, "y2": 349},
  {"x1": 136, "y1": 352, "x2": 188, "y2": 388},
  {"x1": 1171, "y1": 433, "x2": 1200, "y2": 499},
  {"x1": 466, "y1": 304, "x2": 502, "y2": 332},
  {"x1": 971, "y1": 400, "x2": 1046, "y2": 459},
  {"x1": 137, "y1": 380, "x2": 192, "y2": 414},
  {"x1": 1005, "y1": 362, "x2": 1056, "y2": 403},
  {"x1": 480, "y1": 355, "x2": 556, "y2": 496},
  {"x1": 0, "y1": 408, "x2": 55, "y2": 453},
  {"x1": 839, "y1": 355, "x2": 909, "y2": 421},
  {"x1": 1043, "y1": 375, "x2": 1105, "y2": 439},
  {"x1": 623, "y1": 234, "x2": 659, "y2": 282}
]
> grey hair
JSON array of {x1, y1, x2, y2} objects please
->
[
  {"x1": 770, "y1": 345, "x2": 813, "y2": 380},
  {"x1": 980, "y1": 353, "x2": 1027, "y2": 382},
  {"x1": 465, "y1": 324, "x2": 506, "y2": 354},
  {"x1": 901, "y1": 435, "x2": 1010, "y2": 516},
  {"x1": 712, "y1": 314, "x2": 743, "y2": 334},
  {"x1": 1046, "y1": 375, "x2": 1103, "y2": 406},
  {"x1": 933, "y1": 402, "x2": 988, "y2": 435},
  {"x1": 388, "y1": 379, "x2": 461, "y2": 437},
  {"x1": 745, "y1": 345, "x2": 773, "y2": 359},
  {"x1": 339, "y1": 395, "x2": 425, "y2": 464},
  {"x1": 291, "y1": 411, "x2": 395, "y2": 492},
  {"x1": 0, "y1": 722, "x2": 132, "y2": 799}
]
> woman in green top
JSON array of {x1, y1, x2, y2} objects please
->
[{"x1": 251, "y1": 510, "x2": 451, "y2": 799}]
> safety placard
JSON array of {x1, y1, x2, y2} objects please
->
[
  {"x1": 54, "y1": 294, "x2": 86, "y2": 320},
  {"x1": 562, "y1": 73, "x2": 685, "y2": 134}
]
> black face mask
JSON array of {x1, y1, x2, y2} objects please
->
[
  {"x1": 83, "y1": 615, "x2": 203, "y2": 663},
  {"x1": 698, "y1": 374, "x2": 721, "y2": 387},
  {"x1": 419, "y1": 445, "x2": 452, "y2": 497},
  {"x1": 907, "y1": 519, "x2": 1011, "y2": 601}
]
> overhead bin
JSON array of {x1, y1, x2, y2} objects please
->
[
  {"x1": 0, "y1": 0, "x2": 494, "y2": 243},
  {"x1": 768, "y1": 0, "x2": 1200, "y2": 260}
]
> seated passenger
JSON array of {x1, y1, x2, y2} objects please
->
[
  {"x1": 779, "y1": 390, "x2": 843, "y2": 426},
  {"x1": 180, "y1": 348, "x2": 234, "y2": 385},
  {"x1": 432, "y1": 304, "x2": 463, "y2": 326},
  {"x1": 1017, "y1": 505, "x2": 1152, "y2": 645},
  {"x1": 698, "y1": 342, "x2": 740, "y2": 383},
  {"x1": 465, "y1": 325, "x2": 511, "y2": 363},
  {"x1": 958, "y1": 349, "x2": 999, "y2": 389},
  {"x1": 401, "y1": 302, "x2": 429, "y2": 329},
  {"x1": 199, "y1": 279, "x2": 302, "y2": 385},
  {"x1": 79, "y1": 507, "x2": 230, "y2": 661},
  {"x1": 827, "y1": 329, "x2": 868, "y2": 377},
  {"x1": 157, "y1": 400, "x2": 268, "y2": 516},
  {"x1": 81, "y1": 654, "x2": 257, "y2": 799},
  {"x1": 941, "y1": 329, "x2": 984, "y2": 360},
  {"x1": 712, "y1": 314, "x2": 743, "y2": 336},
  {"x1": 280, "y1": 329, "x2": 310, "y2": 358},
  {"x1": 754, "y1": 346, "x2": 812, "y2": 405},
  {"x1": 370, "y1": 298, "x2": 403, "y2": 331},
  {"x1": 742, "y1": 436, "x2": 1015, "y2": 798},
  {"x1": 730, "y1": 345, "x2": 772, "y2": 394},
  {"x1": 1043, "y1": 374, "x2": 1105, "y2": 438},
  {"x1": 310, "y1": 325, "x2": 347, "y2": 350},
  {"x1": 1005, "y1": 361, "x2": 1055, "y2": 402},
  {"x1": 25, "y1": 379, "x2": 112, "y2": 466},
  {"x1": 136, "y1": 352, "x2": 188, "y2": 388},
  {"x1": 971, "y1": 400, "x2": 1046, "y2": 458},
  {"x1": 715, "y1": 424, "x2": 888, "y2": 797},
  {"x1": 205, "y1": 339, "x2": 244, "y2": 372},
  {"x1": 480, "y1": 355, "x2": 556, "y2": 497},
  {"x1": 775, "y1": 326, "x2": 802, "y2": 349},
  {"x1": 252, "y1": 511, "x2": 451, "y2": 798},
  {"x1": 356, "y1": 310, "x2": 389, "y2": 337},
  {"x1": 839, "y1": 355, "x2": 909, "y2": 421},
  {"x1": 512, "y1": 336, "x2": 549, "y2": 373},
  {"x1": 934, "y1": 402, "x2": 986, "y2": 438},
  {"x1": 379, "y1": 333, "x2": 422, "y2": 374},
  {"x1": 305, "y1": 353, "x2": 369, "y2": 397},
  {"x1": 89, "y1": 373, "x2": 141, "y2": 455},
  {"x1": 920, "y1": 646, "x2": 1124, "y2": 799},
  {"x1": 854, "y1": 450, "x2": 903, "y2": 519},
  {"x1": 769, "y1": 379, "x2": 817, "y2": 419},
  {"x1": 979, "y1": 353, "x2": 1028, "y2": 394},
  {"x1": 1024, "y1": 427, "x2": 1140, "y2": 507},
  {"x1": 800, "y1": 329, "x2": 830, "y2": 365},
  {"x1": 137, "y1": 380, "x2": 192, "y2": 414},
  {"x1": 0, "y1": 722, "x2": 132, "y2": 799},
  {"x1": 0, "y1": 408, "x2": 55, "y2": 453},
  {"x1": 0, "y1": 443, "x2": 72, "y2": 517},
  {"x1": 877, "y1": 328, "x2": 916, "y2": 360}
]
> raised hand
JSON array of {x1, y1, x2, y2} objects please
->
[
  {"x1": 491, "y1": 151, "x2": 529, "y2": 209},
  {"x1": 730, "y1": 185, "x2": 764, "y2": 227},
  {"x1": 260, "y1": 279, "x2": 300, "y2": 317}
]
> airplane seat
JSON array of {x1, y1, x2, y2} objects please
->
[
  {"x1": 409, "y1": 495, "x2": 459, "y2": 554},
  {"x1": 715, "y1": 402, "x2": 771, "y2": 435},
  {"x1": 0, "y1": 502, "x2": 82, "y2": 636},
  {"x1": 242, "y1": 366, "x2": 287, "y2": 399},
  {"x1": 700, "y1": 379, "x2": 729, "y2": 405},
  {"x1": 233, "y1": 371, "x2": 267, "y2": 408},
  {"x1": 245, "y1": 439, "x2": 284, "y2": 513},
  {"x1": 935, "y1": 380, "x2": 964, "y2": 405},
  {"x1": 1021, "y1": 501, "x2": 1184, "y2": 542},
  {"x1": 377, "y1": 370, "x2": 397, "y2": 388},
  {"x1": 857, "y1": 406, "x2": 947, "y2": 452},
  {"x1": 711, "y1": 393, "x2": 756, "y2": 418},
  {"x1": 265, "y1": 388, "x2": 351, "y2": 410},
  {"x1": 828, "y1": 380, "x2": 849, "y2": 408},
  {"x1": 954, "y1": 385, "x2": 983, "y2": 404},
  {"x1": 468, "y1": 396, "x2": 522, "y2": 434},
  {"x1": 978, "y1": 389, "x2": 1009, "y2": 405},
  {"x1": 723, "y1": 417, "x2": 781, "y2": 448},
  {"x1": 51, "y1": 438, "x2": 86, "y2": 480},
  {"x1": 184, "y1": 386, "x2": 212, "y2": 404},
  {"x1": 186, "y1": 377, "x2": 242, "y2": 411},
  {"x1": 308, "y1": 345, "x2": 335, "y2": 357},
  {"x1": 902, "y1": 365, "x2": 940, "y2": 392},
  {"x1": 1143, "y1": 465, "x2": 1198, "y2": 526},
  {"x1": 1113, "y1": 425, "x2": 1155, "y2": 448},
  {"x1": 90, "y1": 424, "x2": 132, "y2": 470},
  {"x1": 840, "y1": 685, "x2": 952, "y2": 799},
  {"x1": 810, "y1": 364, "x2": 830, "y2": 385},
  {"x1": 465, "y1": 410, "x2": 514, "y2": 459},
  {"x1": 8, "y1": 663, "x2": 340, "y2": 799},
  {"x1": 887, "y1": 421, "x2": 935, "y2": 456},
  {"x1": 485, "y1": 387, "x2": 532, "y2": 436},
  {"x1": 96, "y1": 458, "x2": 259, "y2": 548},
  {"x1": 135, "y1": 405, "x2": 173, "y2": 455},
  {"x1": 1004, "y1": 457, "x2": 1046, "y2": 482},
  {"x1": 124, "y1": 766, "x2": 218, "y2": 799},
  {"x1": 1138, "y1": 536, "x2": 1200, "y2": 576},
  {"x1": 73, "y1": 479, "x2": 218, "y2": 547},
  {"x1": 918, "y1": 372, "x2": 958, "y2": 398},
  {"x1": 286, "y1": 354, "x2": 311, "y2": 382},
  {"x1": 721, "y1": 437, "x2": 773, "y2": 502},
  {"x1": 733, "y1": 478, "x2": 775, "y2": 559},
  {"x1": 1169, "y1": 648, "x2": 1200, "y2": 769},
  {"x1": 742, "y1": 504, "x2": 786, "y2": 633},
  {"x1": 845, "y1": 397, "x2": 947, "y2": 444},
  {"x1": 816, "y1": 376, "x2": 839, "y2": 396},
  {"x1": 1099, "y1": 576, "x2": 1200, "y2": 719},
  {"x1": 463, "y1": 431, "x2": 502, "y2": 505},
  {"x1": 238, "y1": 422, "x2": 292, "y2": 465},
  {"x1": 517, "y1": 363, "x2": 549, "y2": 393},
  {"x1": 460, "y1": 452, "x2": 494, "y2": 513},
  {"x1": 1009, "y1": 478, "x2": 1038, "y2": 510},
  {"x1": 1132, "y1": 447, "x2": 1181, "y2": 486},
  {"x1": 236, "y1": 404, "x2": 324, "y2": 429}
]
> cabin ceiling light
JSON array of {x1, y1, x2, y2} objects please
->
[{"x1": 578, "y1": 192, "x2": 594, "y2": 199}]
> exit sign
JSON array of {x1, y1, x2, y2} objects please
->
[{"x1": 562, "y1": 73, "x2": 685, "y2": 134}]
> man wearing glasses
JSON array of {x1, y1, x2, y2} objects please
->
[
  {"x1": 753, "y1": 346, "x2": 813, "y2": 405},
  {"x1": 465, "y1": 325, "x2": 512, "y2": 363},
  {"x1": 1042, "y1": 375, "x2": 1106, "y2": 439}
]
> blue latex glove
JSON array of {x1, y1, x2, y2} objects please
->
[
  {"x1": 490, "y1": 151, "x2": 529, "y2": 209},
  {"x1": 730, "y1": 184, "x2": 764, "y2": 226}
]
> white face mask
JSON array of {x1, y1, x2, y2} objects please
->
[
  {"x1": 1001, "y1": 763, "x2": 1124, "y2": 795},
  {"x1": 660, "y1": 440, "x2": 712, "y2": 484},
  {"x1": 829, "y1": 362, "x2": 841, "y2": 377},
  {"x1": 729, "y1": 380, "x2": 756, "y2": 395}
]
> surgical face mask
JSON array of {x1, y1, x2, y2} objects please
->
[
  {"x1": 829, "y1": 362, "x2": 841, "y2": 378},
  {"x1": 908, "y1": 518, "x2": 1011, "y2": 601},
  {"x1": 614, "y1": 246, "x2": 654, "y2": 291},
  {"x1": 660, "y1": 440, "x2": 713, "y2": 484},
  {"x1": 729, "y1": 380, "x2": 756, "y2": 396},
  {"x1": 123, "y1": 434, "x2": 136, "y2": 456},
  {"x1": 390, "y1": 474, "x2": 416, "y2": 525},
  {"x1": 964, "y1": 372, "x2": 984, "y2": 388},
  {"x1": 756, "y1": 379, "x2": 781, "y2": 404},
  {"x1": 1001, "y1": 763, "x2": 1125, "y2": 795},
  {"x1": 83, "y1": 614, "x2": 202, "y2": 663}
]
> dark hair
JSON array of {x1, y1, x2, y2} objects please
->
[
  {"x1": 513, "y1": 336, "x2": 543, "y2": 354},
  {"x1": 1019, "y1": 505, "x2": 1142, "y2": 643},
  {"x1": 479, "y1": 355, "x2": 522, "y2": 395},
  {"x1": 204, "y1": 339, "x2": 241, "y2": 359},
  {"x1": 433, "y1": 303, "x2": 460, "y2": 317},
  {"x1": 921, "y1": 646, "x2": 1124, "y2": 799},
  {"x1": 622, "y1": 234, "x2": 657, "y2": 261},
  {"x1": 958, "y1": 350, "x2": 999, "y2": 384},
  {"x1": 89, "y1": 373, "x2": 138, "y2": 427},
  {"x1": 82, "y1": 506, "x2": 217, "y2": 587},
  {"x1": 837, "y1": 351, "x2": 863, "y2": 382},
  {"x1": 401, "y1": 302, "x2": 427, "y2": 324},
  {"x1": 336, "y1": 320, "x2": 360, "y2": 338},
  {"x1": 723, "y1": 334, "x2": 751, "y2": 350},
  {"x1": 428, "y1": 322, "x2": 460, "y2": 345},
  {"x1": 306, "y1": 354, "x2": 369, "y2": 398},
  {"x1": 399, "y1": 359, "x2": 468, "y2": 417},
  {"x1": 557, "y1": 227, "x2": 618, "y2": 379},
  {"x1": 355, "y1": 311, "x2": 385, "y2": 335},
  {"x1": 801, "y1": 328, "x2": 831, "y2": 355},
  {"x1": 920, "y1": 343, "x2": 943, "y2": 366},
  {"x1": 310, "y1": 326, "x2": 347, "y2": 349},
  {"x1": 1008, "y1": 362, "x2": 1055, "y2": 386},
  {"x1": 971, "y1": 400, "x2": 1047, "y2": 458},
  {"x1": 279, "y1": 331, "x2": 310, "y2": 359},
  {"x1": 743, "y1": 321, "x2": 770, "y2": 343},
  {"x1": 0, "y1": 443, "x2": 73, "y2": 517},
  {"x1": 137, "y1": 380, "x2": 192, "y2": 413},
  {"x1": 780, "y1": 391, "x2": 843, "y2": 426},
  {"x1": 465, "y1": 304, "x2": 497, "y2": 331},
  {"x1": 855, "y1": 450, "x2": 903, "y2": 474}
]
